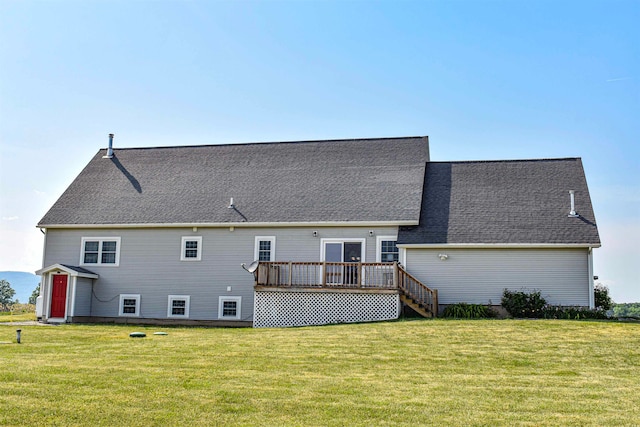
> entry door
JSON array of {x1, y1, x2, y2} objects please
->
[
  {"x1": 50, "y1": 275, "x2": 68, "y2": 318},
  {"x1": 324, "y1": 242, "x2": 362, "y2": 285}
]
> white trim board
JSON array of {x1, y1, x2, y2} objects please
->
[
  {"x1": 39, "y1": 220, "x2": 416, "y2": 229},
  {"x1": 398, "y1": 243, "x2": 601, "y2": 249}
]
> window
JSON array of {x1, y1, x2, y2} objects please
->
[
  {"x1": 119, "y1": 294, "x2": 140, "y2": 317},
  {"x1": 218, "y1": 296, "x2": 242, "y2": 320},
  {"x1": 81, "y1": 237, "x2": 121, "y2": 266},
  {"x1": 254, "y1": 236, "x2": 275, "y2": 262},
  {"x1": 181, "y1": 236, "x2": 202, "y2": 261},
  {"x1": 167, "y1": 295, "x2": 190, "y2": 318},
  {"x1": 376, "y1": 236, "x2": 399, "y2": 262}
]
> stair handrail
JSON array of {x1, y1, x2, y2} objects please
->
[{"x1": 396, "y1": 263, "x2": 438, "y2": 317}]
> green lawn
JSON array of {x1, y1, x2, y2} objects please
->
[
  {"x1": 1, "y1": 320, "x2": 639, "y2": 426},
  {"x1": 0, "y1": 312, "x2": 36, "y2": 322}
]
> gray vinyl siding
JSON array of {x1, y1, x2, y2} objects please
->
[
  {"x1": 43, "y1": 226, "x2": 398, "y2": 321},
  {"x1": 73, "y1": 277, "x2": 93, "y2": 317},
  {"x1": 404, "y1": 248, "x2": 590, "y2": 306}
]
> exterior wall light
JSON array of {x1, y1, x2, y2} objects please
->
[
  {"x1": 368, "y1": 230, "x2": 374, "y2": 237},
  {"x1": 438, "y1": 253, "x2": 449, "y2": 261},
  {"x1": 313, "y1": 231, "x2": 318, "y2": 238}
]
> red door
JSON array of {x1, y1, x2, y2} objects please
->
[{"x1": 50, "y1": 275, "x2": 68, "y2": 318}]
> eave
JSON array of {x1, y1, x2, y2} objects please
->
[
  {"x1": 397, "y1": 243, "x2": 601, "y2": 249},
  {"x1": 36, "y1": 264, "x2": 99, "y2": 279},
  {"x1": 37, "y1": 220, "x2": 419, "y2": 229}
]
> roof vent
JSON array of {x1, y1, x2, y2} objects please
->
[
  {"x1": 568, "y1": 190, "x2": 579, "y2": 218},
  {"x1": 103, "y1": 133, "x2": 114, "y2": 159},
  {"x1": 228, "y1": 197, "x2": 235, "y2": 209}
]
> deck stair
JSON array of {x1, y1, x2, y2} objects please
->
[{"x1": 397, "y1": 264, "x2": 438, "y2": 318}]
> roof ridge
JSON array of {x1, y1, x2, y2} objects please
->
[
  {"x1": 428, "y1": 157, "x2": 581, "y2": 164},
  {"x1": 100, "y1": 136, "x2": 428, "y2": 151}
]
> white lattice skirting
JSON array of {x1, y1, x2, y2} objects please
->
[{"x1": 253, "y1": 290, "x2": 400, "y2": 328}]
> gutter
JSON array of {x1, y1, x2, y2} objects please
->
[
  {"x1": 397, "y1": 243, "x2": 601, "y2": 249},
  {"x1": 37, "y1": 220, "x2": 419, "y2": 229}
]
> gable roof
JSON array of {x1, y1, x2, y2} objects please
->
[
  {"x1": 38, "y1": 136, "x2": 430, "y2": 227},
  {"x1": 35, "y1": 264, "x2": 99, "y2": 278},
  {"x1": 398, "y1": 158, "x2": 600, "y2": 246}
]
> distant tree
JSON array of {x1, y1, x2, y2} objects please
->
[
  {"x1": 29, "y1": 283, "x2": 41, "y2": 305},
  {"x1": 594, "y1": 283, "x2": 613, "y2": 311},
  {"x1": 613, "y1": 303, "x2": 640, "y2": 318},
  {"x1": 0, "y1": 279, "x2": 16, "y2": 311}
]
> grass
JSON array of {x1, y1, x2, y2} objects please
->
[
  {"x1": 0, "y1": 311, "x2": 37, "y2": 322},
  {"x1": 1, "y1": 319, "x2": 639, "y2": 426}
]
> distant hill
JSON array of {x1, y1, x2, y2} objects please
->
[{"x1": 0, "y1": 271, "x2": 40, "y2": 303}]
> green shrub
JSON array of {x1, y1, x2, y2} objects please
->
[
  {"x1": 443, "y1": 303, "x2": 495, "y2": 319},
  {"x1": 501, "y1": 289, "x2": 547, "y2": 318},
  {"x1": 594, "y1": 283, "x2": 613, "y2": 311},
  {"x1": 541, "y1": 305, "x2": 608, "y2": 320}
]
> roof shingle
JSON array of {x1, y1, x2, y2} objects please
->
[
  {"x1": 398, "y1": 158, "x2": 600, "y2": 245},
  {"x1": 39, "y1": 136, "x2": 430, "y2": 226}
]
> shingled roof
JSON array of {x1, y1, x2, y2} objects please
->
[
  {"x1": 38, "y1": 136, "x2": 430, "y2": 226},
  {"x1": 398, "y1": 158, "x2": 600, "y2": 246}
]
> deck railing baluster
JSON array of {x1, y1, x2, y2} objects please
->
[{"x1": 254, "y1": 261, "x2": 435, "y2": 315}]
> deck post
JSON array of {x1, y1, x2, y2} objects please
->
[
  {"x1": 393, "y1": 262, "x2": 399, "y2": 289},
  {"x1": 432, "y1": 289, "x2": 438, "y2": 317},
  {"x1": 288, "y1": 261, "x2": 293, "y2": 287},
  {"x1": 322, "y1": 261, "x2": 326, "y2": 287},
  {"x1": 357, "y1": 262, "x2": 362, "y2": 287}
]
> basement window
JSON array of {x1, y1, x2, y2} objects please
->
[
  {"x1": 218, "y1": 296, "x2": 242, "y2": 320},
  {"x1": 167, "y1": 295, "x2": 190, "y2": 318},
  {"x1": 119, "y1": 294, "x2": 140, "y2": 317}
]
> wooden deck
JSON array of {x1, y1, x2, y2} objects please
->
[{"x1": 255, "y1": 261, "x2": 438, "y2": 317}]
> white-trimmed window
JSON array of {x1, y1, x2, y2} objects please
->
[
  {"x1": 218, "y1": 296, "x2": 242, "y2": 320},
  {"x1": 119, "y1": 294, "x2": 140, "y2": 317},
  {"x1": 254, "y1": 236, "x2": 275, "y2": 261},
  {"x1": 167, "y1": 295, "x2": 190, "y2": 318},
  {"x1": 181, "y1": 236, "x2": 202, "y2": 261},
  {"x1": 376, "y1": 236, "x2": 399, "y2": 263},
  {"x1": 81, "y1": 237, "x2": 121, "y2": 266}
]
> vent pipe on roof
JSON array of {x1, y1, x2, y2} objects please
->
[
  {"x1": 568, "y1": 190, "x2": 579, "y2": 218},
  {"x1": 103, "y1": 133, "x2": 114, "y2": 159}
]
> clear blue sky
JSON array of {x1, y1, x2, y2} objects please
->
[{"x1": 1, "y1": 1, "x2": 638, "y2": 301}]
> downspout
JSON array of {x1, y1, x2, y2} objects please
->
[
  {"x1": 40, "y1": 228, "x2": 47, "y2": 269},
  {"x1": 39, "y1": 228, "x2": 47, "y2": 319},
  {"x1": 588, "y1": 248, "x2": 595, "y2": 309},
  {"x1": 70, "y1": 276, "x2": 78, "y2": 320},
  {"x1": 89, "y1": 281, "x2": 94, "y2": 318}
]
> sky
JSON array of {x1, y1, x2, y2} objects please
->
[{"x1": 0, "y1": 0, "x2": 638, "y2": 302}]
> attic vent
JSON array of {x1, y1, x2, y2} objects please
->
[
  {"x1": 103, "y1": 133, "x2": 114, "y2": 159},
  {"x1": 568, "y1": 190, "x2": 579, "y2": 218}
]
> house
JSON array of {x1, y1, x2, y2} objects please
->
[{"x1": 35, "y1": 136, "x2": 600, "y2": 327}]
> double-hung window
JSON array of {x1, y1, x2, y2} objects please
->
[
  {"x1": 81, "y1": 237, "x2": 121, "y2": 266},
  {"x1": 254, "y1": 236, "x2": 275, "y2": 262},
  {"x1": 376, "y1": 236, "x2": 399, "y2": 263},
  {"x1": 181, "y1": 236, "x2": 202, "y2": 261}
]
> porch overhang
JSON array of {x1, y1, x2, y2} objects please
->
[{"x1": 36, "y1": 264, "x2": 99, "y2": 279}]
